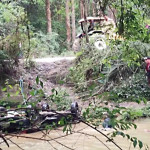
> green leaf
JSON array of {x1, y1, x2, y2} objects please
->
[
  {"x1": 36, "y1": 76, "x2": 39, "y2": 85},
  {"x1": 99, "y1": 73, "x2": 105, "y2": 78},
  {"x1": 58, "y1": 80, "x2": 65, "y2": 85},
  {"x1": 45, "y1": 125, "x2": 53, "y2": 130},
  {"x1": 142, "y1": 98, "x2": 147, "y2": 104},
  {"x1": 30, "y1": 90, "x2": 35, "y2": 96},
  {"x1": 17, "y1": 105, "x2": 22, "y2": 108},
  {"x1": 135, "y1": 99, "x2": 141, "y2": 104},
  {"x1": 7, "y1": 93, "x2": 10, "y2": 98},
  {"x1": 2, "y1": 87, "x2": 7, "y2": 92},
  {"x1": 126, "y1": 134, "x2": 130, "y2": 140},
  {"x1": 133, "y1": 140, "x2": 137, "y2": 148},
  {"x1": 63, "y1": 125, "x2": 67, "y2": 132},
  {"x1": 58, "y1": 117, "x2": 65, "y2": 126},
  {"x1": 76, "y1": 51, "x2": 83, "y2": 57},
  {"x1": 34, "y1": 90, "x2": 37, "y2": 96},
  {"x1": 8, "y1": 85, "x2": 13, "y2": 89},
  {"x1": 40, "y1": 81, "x2": 43, "y2": 88},
  {"x1": 138, "y1": 140, "x2": 143, "y2": 149},
  {"x1": 6, "y1": 106, "x2": 10, "y2": 109},
  {"x1": 132, "y1": 124, "x2": 137, "y2": 129},
  {"x1": 15, "y1": 91, "x2": 19, "y2": 96},
  {"x1": 51, "y1": 88, "x2": 55, "y2": 93}
]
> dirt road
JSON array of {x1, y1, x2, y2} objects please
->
[{"x1": 33, "y1": 57, "x2": 75, "y2": 63}]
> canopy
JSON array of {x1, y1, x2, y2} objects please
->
[{"x1": 78, "y1": 17, "x2": 106, "y2": 23}]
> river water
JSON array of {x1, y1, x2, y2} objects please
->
[{"x1": 0, "y1": 118, "x2": 150, "y2": 150}]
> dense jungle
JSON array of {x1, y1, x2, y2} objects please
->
[{"x1": 0, "y1": 0, "x2": 150, "y2": 150}]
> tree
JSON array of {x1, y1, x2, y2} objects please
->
[
  {"x1": 71, "y1": 0, "x2": 76, "y2": 44},
  {"x1": 82, "y1": 0, "x2": 89, "y2": 43},
  {"x1": 92, "y1": 1, "x2": 96, "y2": 17},
  {"x1": 66, "y1": 0, "x2": 71, "y2": 49},
  {"x1": 45, "y1": 0, "x2": 52, "y2": 33},
  {"x1": 80, "y1": 0, "x2": 84, "y2": 18}
]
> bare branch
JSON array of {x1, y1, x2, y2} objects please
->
[
  {"x1": 7, "y1": 138, "x2": 24, "y2": 150},
  {"x1": 80, "y1": 118, "x2": 123, "y2": 150},
  {"x1": 0, "y1": 133, "x2": 9, "y2": 147},
  {"x1": 76, "y1": 131, "x2": 111, "y2": 150}
]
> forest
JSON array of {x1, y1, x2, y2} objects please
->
[{"x1": 0, "y1": 0, "x2": 150, "y2": 150}]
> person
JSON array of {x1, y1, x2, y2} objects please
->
[
  {"x1": 143, "y1": 57, "x2": 150, "y2": 85},
  {"x1": 145, "y1": 24, "x2": 150, "y2": 34},
  {"x1": 102, "y1": 116, "x2": 112, "y2": 129},
  {"x1": 88, "y1": 20, "x2": 94, "y2": 32}
]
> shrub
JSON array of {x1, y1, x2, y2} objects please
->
[{"x1": 30, "y1": 32, "x2": 60, "y2": 57}]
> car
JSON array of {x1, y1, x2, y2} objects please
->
[
  {"x1": 0, "y1": 102, "x2": 79, "y2": 133},
  {"x1": 73, "y1": 16, "x2": 116, "y2": 52}
]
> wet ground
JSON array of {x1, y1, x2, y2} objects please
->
[{"x1": 0, "y1": 118, "x2": 150, "y2": 150}]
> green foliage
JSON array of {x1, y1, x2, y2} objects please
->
[
  {"x1": 111, "y1": 131, "x2": 148, "y2": 149},
  {"x1": 82, "y1": 103, "x2": 137, "y2": 129},
  {"x1": 0, "y1": 0, "x2": 30, "y2": 78},
  {"x1": 141, "y1": 105, "x2": 150, "y2": 117},
  {"x1": 52, "y1": 21, "x2": 67, "y2": 50},
  {"x1": 0, "y1": 101, "x2": 20, "y2": 108},
  {"x1": 58, "y1": 116, "x2": 72, "y2": 134},
  {"x1": 22, "y1": 0, "x2": 46, "y2": 32},
  {"x1": 30, "y1": 31, "x2": 60, "y2": 57},
  {"x1": 122, "y1": 108, "x2": 143, "y2": 120},
  {"x1": 112, "y1": 71, "x2": 150, "y2": 102},
  {"x1": 21, "y1": 0, "x2": 68, "y2": 51},
  {"x1": 49, "y1": 88, "x2": 72, "y2": 111},
  {"x1": 113, "y1": 0, "x2": 150, "y2": 41},
  {"x1": 69, "y1": 39, "x2": 146, "y2": 93},
  {"x1": 69, "y1": 45, "x2": 107, "y2": 92},
  {"x1": 0, "y1": 1, "x2": 26, "y2": 37}
]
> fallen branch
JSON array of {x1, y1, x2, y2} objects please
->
[
  {"x1": 7, "y1": 138, "x2": 24, "y2": 150},
  {"x1": 79, "y1": 117, "x2": 123, "y2": 150},
  {"x1": 0, "y1": 133, "x2": 9, "y2": 147},
  {"x1": 76, "y1": 131, "x2": 111, "y2": 150}
]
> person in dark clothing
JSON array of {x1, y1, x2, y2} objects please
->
[
  {"x1": 144, "y1": 57, "x2": 150, "y2": 85},
  {"x1": 88, "y1": 20, "x2": 94, "y2": 32}
]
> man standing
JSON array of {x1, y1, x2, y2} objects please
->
[{"x1": 144, "y1": 57, "x2": 150, "y2": 85}]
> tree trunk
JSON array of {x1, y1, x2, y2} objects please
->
[
  {"x1": 92, "y1": 1, "x2": 96, "y2": 17},
  {"x1": 87, "y1": 0, "x2": 90, "y2": 16},
  {"x1": 80, "y1": 0, "x2": 84, "y2": 18},
  {"x1": 82, "y1": 0, "x2": 89, "y2": 43},
  {"x1": 71, "y1": 0, "x2": 76, "y2": 44},
  {"x1": 45, "y1": 0, "x2": 52, "y2": 33},
  {"x1": 118, "y1": 0, "x2": 124, "y2": 35},
  {"x1": 84, "y1": 0, "x2": 88, "y2": 18},
  {"x1": 66, "y1": 0, "x2": 71, "y2": 49}
]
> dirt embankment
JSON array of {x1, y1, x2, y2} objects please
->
[
  {"x1": 17, "y1": 57, "x2": 147, "y2": 109},
  {"x1": 17, "y1": 57, "x2": 76, "y2": 96}
]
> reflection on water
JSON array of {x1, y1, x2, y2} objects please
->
[{"x1": 1, "y1": 119, "x2": 150, "y2": 150}]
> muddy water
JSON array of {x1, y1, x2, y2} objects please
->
[{"x1": 1, "y1": 119, "x2": 150, "y2": 150}]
